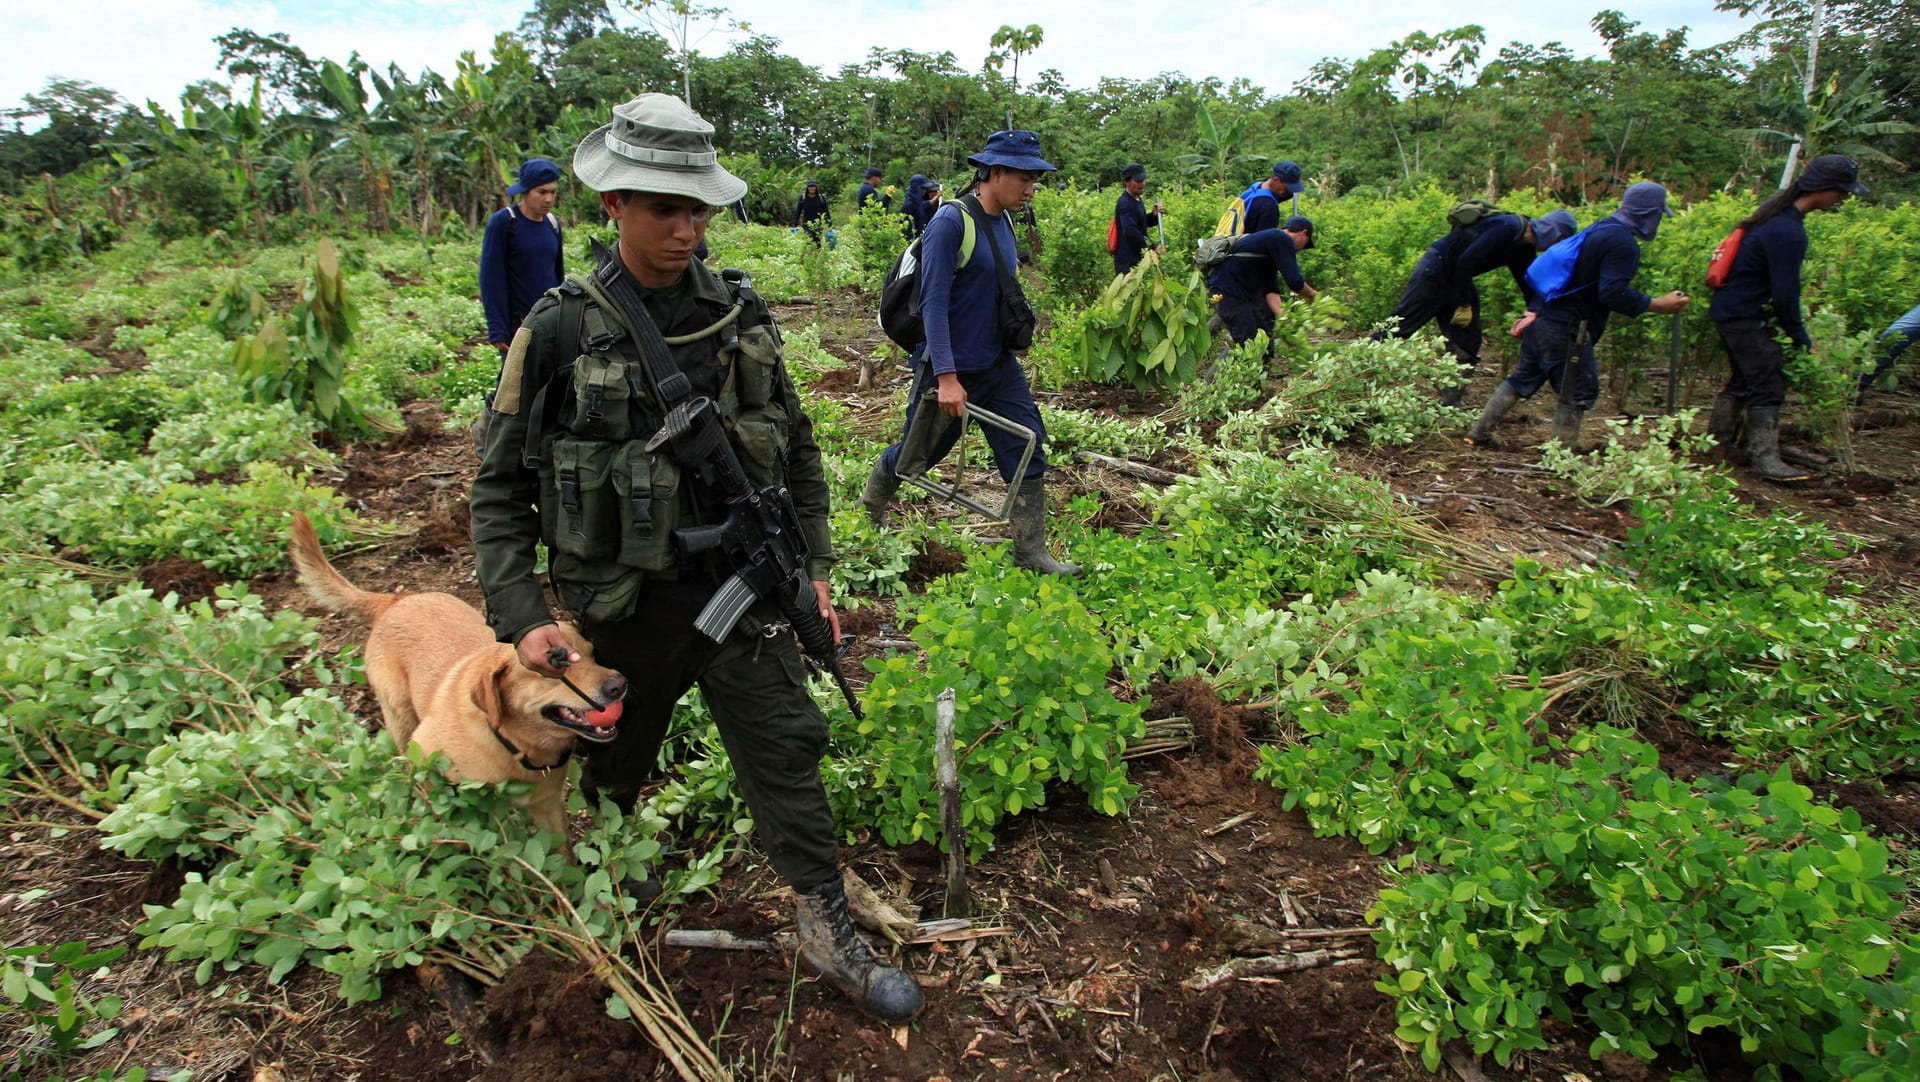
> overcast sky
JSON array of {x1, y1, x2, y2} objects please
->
[{"x1": 5, "y1": 0, "x2": 1756, "y2": 121}]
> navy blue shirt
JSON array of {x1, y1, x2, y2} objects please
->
[
  {"x1": 479, "y1": 206, "x2": 564, "y2": 344},
  {"x1": 1240, "y1": 184, "x2": 1281, "y2": 235},
  {"x1": 794, "y1": 193, "x2": 830, "y2": 227},
  {"x1": 1536, "y1": 220, "x2": 1651, "y2": 341},
  {"x1": 1708, "y1": 205, "x2": 1811, "y2": 347},
  {"x1": 857, "y1": 182, "x2": 891, "y2": 212},
  {"x1": 1432, "y1": 213, "x2": 1536, "y2": 298},
  {"x1": 920, "y1": 200, "x2": 1018, "y2": 375},
  {"x1": 1112, "y1": 190, "x2": 1160, "y2": 273},
  {"x1": 1208, "y1": 228, "x2": 1306, "y2": 301}
]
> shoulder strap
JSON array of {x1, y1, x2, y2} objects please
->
[
  {"x1": 522, "y1": 279, "x2": 591, "y2": 468},
  {"x1": 958, "y1": 195, "x2": 1024, "y2": 309},
  {"x1": 580, "y1": 238, "x2": 693, "y2": 409},
  {"x1": 928, "y1": 199, "x2": 978, "y2": 269}
]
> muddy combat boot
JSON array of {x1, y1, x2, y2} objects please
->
[
  {"x1": 1465, "y1": 383, "x2": 1520, "y2": 448},
  {"x1": 795, "y1": 878, "x2": 923, "y2": 1022},
  {"x1": 1549, "y1": 401, "x2": 1586, "y2": 451},
  {"x1": 1706, "y1": 393, "x2": 1745, "y2": 465},
  {"x1": 1744, "y1": 406, "x2": 1813, "y2": 482},
  {"x1": 1010, "y1": 481, "x2": 1082, "y2": 577},
  {"x1": 860, "y1": 458, "x2": 900, "y2": 527}
]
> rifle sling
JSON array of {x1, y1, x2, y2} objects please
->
[{"x1": 583, "y1": 238, "x2": 695, "y2": 409}]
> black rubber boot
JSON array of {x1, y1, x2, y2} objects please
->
[
  {"x1": 1744, "y1": 406, "x2": 1813, "y2": 482},
  {"x1": 1707, "y1": 393, "x2": 1745, "y2": 464},
  {"x1": 1010, "y1": 481, "x2": 1081, "y2": 577},
  {"x1": 1465, "y1": 383, "x2": 1520, "y2": 447},
  {"x1": 1437, "y1": 384, "x2": 1466, "y2": 408},
  {"x1": 794, "y1": 878, "x2": 923, "y2": 1022},
  {"x1": 860, "y1": 458, "x2": 900, "y2": 527},
  {"x1": 1549, "y1": 402, "x2": 1586, "y2": 451}
]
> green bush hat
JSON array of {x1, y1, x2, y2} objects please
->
[{"x1": 572, "y1": 93, "x2": 747, "y2": 205}]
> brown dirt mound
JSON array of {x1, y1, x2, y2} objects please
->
[
  {"x1": 478, "y1": 954, "x2": 662, "y2": 1081},
  {"x1": 136, "y1": 556, "x2": 226, "y2": 605},
  {"x1": 412, "y1": 500, "x2": 472, "y2": 556},
  {"x1": 810, "y1": 365, "x2": 863, "y2": 394},
  {"x1": 905, "y1": 539, "x2": 966, "y2": 585}
]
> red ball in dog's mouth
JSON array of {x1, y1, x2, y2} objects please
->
[{"x1": 584, "y1": 700, "x2": 624, "y2": 728}]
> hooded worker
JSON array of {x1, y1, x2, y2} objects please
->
[{"x1": 1467, "y1": 182, "x2": 1691, "y2": 451}]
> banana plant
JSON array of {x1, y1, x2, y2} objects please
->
[
  {"x1": 1174, "y1": 97, "x2": 1267, "y2": 193},
  {"x1": 318, "y1": 57, "x2": 392, "y2": 232},
  {"x1": 1732, "y1": 66, "x2": 1917, "y2": 167}
]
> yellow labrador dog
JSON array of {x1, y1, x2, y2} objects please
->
[{"x1": 288, "y1": 512, "x2": 627, "y2": 834}]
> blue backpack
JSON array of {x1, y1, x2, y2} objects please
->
[
  {"x1": 1524, "y1": 220, "x2": 1625, "y2": 305},
  {"x1": 1214, "y1": 182, "x2": 1277, "y2": 237}
]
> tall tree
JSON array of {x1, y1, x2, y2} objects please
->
[
  {"x1": 986, "y1": 24, "x2": 1044, "y2": 128},
  {"x1": 517, "y1": 0, "x2": 615, "y2": 66},
  {"x1": 215, "y1": 29, "x2": 325, "y2": 112},
  {"x1": 616, "y1": 0, "x2": 748, "y2": 106},
  {"x1": 0, "y1": 78, "x2": 127, "y2": 183}
]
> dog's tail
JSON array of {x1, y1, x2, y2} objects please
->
[{"x1": 288, "y1": 511, "x2": 401, "y2": 623}]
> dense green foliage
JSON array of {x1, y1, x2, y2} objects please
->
[{"x1": 0, "y1": 141, "x2": 1913, "y2": 1081}]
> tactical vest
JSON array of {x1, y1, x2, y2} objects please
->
[{"x1": 526, "y1": 267, "x2": 793, "y2": 623}]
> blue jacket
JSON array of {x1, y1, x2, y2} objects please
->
[
  {"x1": 1112, "y1": 190, "x2": 1159, "y2": 273},
  {"x1": 1708, "y1": 205, "x2": 1811, "y2": 348},
  {"x1": 919, "y1": 200, "x2": 1017, "y2": 375},
  {"x1": 1208, "y1": 228, "x2": 1306, "y2": 301},
  {"x1": 479, "y1": 206, "x2": 564, "y2": 344},
  {"x1": 856, "y1": 182, "x2": 890, "y2": 211},
  {"x1": 1535, "y1": 220, "x2": 1651, "y2": 341}
]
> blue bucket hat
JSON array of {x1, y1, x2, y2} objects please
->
[
  {"x1": 967, "y1": 130, "x2": 1057, "y2": 172},
  {"x1": 1272, "y1": 160, "x2": 1305, "y2": 194},
  {"x1": 507, "y1": 157, "x2": 561, "y2": 195}
]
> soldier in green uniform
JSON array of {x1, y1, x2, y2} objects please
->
[{"x1": 469, "y1": 93, "x2": 921, "y2": 1023}]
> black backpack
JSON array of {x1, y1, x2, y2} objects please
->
[{"x1": 877, "y1": 198, "x2": 980, "y2": 350}]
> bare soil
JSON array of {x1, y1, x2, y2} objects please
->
[{"x1": 7, "y1": 291, "x2": 1917, "y2": 1082}]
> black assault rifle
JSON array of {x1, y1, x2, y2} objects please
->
[{"x1": 644, "y1": 395, "x2": 863, "y2": 719}]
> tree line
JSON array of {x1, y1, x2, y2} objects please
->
[{"x1": 1, "y1": 0, "x2": 1913, "y2": 269}]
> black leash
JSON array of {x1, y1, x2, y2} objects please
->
[{"x1": 547, "y1": 646, "x2": 609, "y2": 711}]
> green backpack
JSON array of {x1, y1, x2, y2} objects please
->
[
  {"x1": 1445, "y1": 198, "x2": 1506, "y2": 231},
  {"x1": 1194, "y1": 234, "x2": 1255, "y2": 276}
]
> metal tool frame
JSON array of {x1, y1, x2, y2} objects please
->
[{"x1": 894, "y1": 391, "x2": 1037, "y2": 522}]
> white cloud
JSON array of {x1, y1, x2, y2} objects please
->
[{"x1": 5, "y1": 0, "x2": 1753, "y2": 122}]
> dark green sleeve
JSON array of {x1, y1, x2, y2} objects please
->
[{"x1": 471, "y1": 295, "x2": 563, "y2": 643}]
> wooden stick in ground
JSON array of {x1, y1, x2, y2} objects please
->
[
  {"x1": 1182, "y1": 947, "x2": 1368, "y2": 992},
  {"x1": 1075, "y1": 450, "x2": 1190, "y2": 485},
  {"x1": 937, "y1": 687, "x2": 969, "y2": 917}
]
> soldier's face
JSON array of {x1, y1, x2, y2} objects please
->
[{"x1": 603, "y1": 191, "x2": 714, "y2": 287}]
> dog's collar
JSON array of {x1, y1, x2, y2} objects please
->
[{"x1": 490, "y1": 724, "x2": 574, "y2": 774}]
